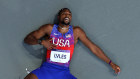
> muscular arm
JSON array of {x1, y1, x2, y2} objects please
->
[
  {"x1": 24, "y1": 24, "x2": 53, "y2": 45},
  {"x1": 75, "y1": 27, "x2": 113, "y2": 65},
  {"x1": 76, "y1": 27, "x2": 121, "y2": 74}
]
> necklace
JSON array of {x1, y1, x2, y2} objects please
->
[{"x1": 59, "y1": 25, "x2": 69, "y2": 30}]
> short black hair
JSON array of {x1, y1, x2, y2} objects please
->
[{"x1": 58, "y1": 8, "x2": 71, "y2": 16}]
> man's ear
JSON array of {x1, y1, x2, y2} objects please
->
[
  {"x1": 57, "y1": 15, "x2": 59, "y2": 19},
  {"x1": 57, "y1": 15, "x2": 60, "y2": 21}
]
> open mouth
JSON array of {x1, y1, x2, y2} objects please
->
[{"x1": 64, "y1": 17, "x2": 69, "y2": 21}]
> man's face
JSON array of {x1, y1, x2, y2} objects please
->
[{"x1": 58, "y1": 10, "x2": 72, "y2": 25}]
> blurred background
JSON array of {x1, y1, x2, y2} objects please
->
[{"x1": 0, "y1": 0, "x2": 140, "y2": 79}]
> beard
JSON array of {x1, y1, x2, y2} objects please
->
[{"x1": 61, "y1": 20, "x2": 70, "y2": 25}]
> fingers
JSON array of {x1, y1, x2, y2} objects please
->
[
  {"x1": 115, "y1": 67, "x2": 121, "y2": 74},
  {"x1": 45, "y1": 38, "x2": 57, "y2": 50},
  {"x1": 49, "y1": 38, "x2": 53, "y2": 42},
  {"x1": 51, "y1": 45, "x2": 57, "y2": 49},
  {"x1": 51, "y1": 43, "x2": 57, "y2": 49},
  {"x1": 52, "y1": 44, "x2": 57, "y2": 47},
  {"x1": 48, "y1": 44, "x2": 57, "y2": 50},
  {"x1": 112, "y1": 64, "x2": 121, "y2": 74},
  {"x1": 48, "y1": 46, "x2": 53, "y2": 50}
]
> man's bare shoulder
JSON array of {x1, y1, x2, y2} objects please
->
[
  {"x1": 39, "y1": 24, "x2": 54, "y2": 29},
  {"x1": 73, "y1": 26, "x2": 84, "y2": 33},
  {"x1": 35, "y1": 24, "x2": 54, "y2": 35},
  {"x1": 39, "y1": 24, "x2": 54, "y2": 31},
  {"x1": 73, "y1": 26, "x2": 86, "y2": 39}
]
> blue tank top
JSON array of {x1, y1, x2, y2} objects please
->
[{"x1": 46, "y1": 24, "x2": 74, "y2": 67}]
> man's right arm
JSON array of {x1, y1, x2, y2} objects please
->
[{"x1": 24, "y1": 24, "x2": 53, "y2": 45}]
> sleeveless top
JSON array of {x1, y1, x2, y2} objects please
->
[{"x1": 46, "y1": 24, "x2": 74, "y2": 67}]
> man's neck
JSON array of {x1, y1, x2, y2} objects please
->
[
  {"x1": 58, "y1": 23, "x2": 70, "y2": 34},
  {"x1": 58, "y1": 23, "x2": 69, "y2": 29}
]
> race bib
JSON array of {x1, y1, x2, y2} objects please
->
[{"x1": 50, "y1": 50, "x2": 70, "y2": 63}]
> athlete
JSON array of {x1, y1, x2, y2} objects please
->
[{"x1": 24, "y1": 8, "x2": 121, "y2": 79}]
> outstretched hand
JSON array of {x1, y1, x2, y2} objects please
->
[
  {"x1": 110, "y1": 63, "x2": 121, "y2": 74},
  {"x1": 41, "y1": 38, "x2": 57, "y2": 50}
]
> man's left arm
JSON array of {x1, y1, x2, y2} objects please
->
[{"x1": 76, "y1": 27, "x2": 121, "y2": 74}]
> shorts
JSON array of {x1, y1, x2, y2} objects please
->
[{"x1": 31, "y1": 62, "x2": 77, "y2": 79}]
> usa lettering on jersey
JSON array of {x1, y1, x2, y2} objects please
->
[{"x1": 52, "y1": 37, "x2": 70, "y2": 47}]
